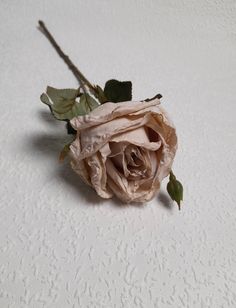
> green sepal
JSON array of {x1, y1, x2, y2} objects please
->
[
  {"x1": 59, "y1": 142, "x2": 72, "y2": 162},
  {"x1": 144, "y1": 93, "x2": 162, "y2": 101},
  {"x1": 95, "y1": 85, "x2": 107, "y2": 104},
  {"x1": 104, "y1": 79, "x2": 132, "y2": 103}
]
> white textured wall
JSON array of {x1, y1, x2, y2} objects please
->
[{"x1": 1, "y1": 1, "x2": 236, "y2": 307}]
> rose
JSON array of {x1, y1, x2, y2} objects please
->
[
  {"x1": 38, "y1": 21, "x2": 182, "y2": 205},
  {"x1": 69, "y1": 98, "x2": 177, "y2": 203}
]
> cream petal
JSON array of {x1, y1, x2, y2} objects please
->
[
  {"x1": 108, "y1": 142, "x2": 127, "y2": 157},
  {"x1": 70, "y1": 99, "x2": 160, "y2": 130},
  {"x1": 86, "y1": 150, "x2": 113, "y2": 199},
  {"x1": 70, "y1": 135, "x2": 91, "y2": 185},
  {"x1": 106, "y1": 157, "x2": 159, "y2": 203},
  {"x1": 76, "y1": 115, "x2": 150, "y2": 160},
  {"x1": 106, "y1": 157, "x2": 127, "y2": 189},
  {"x1": 124, "y1": 147, "x2": 155, "y2": 181},
  {"x1": 126, "y1": 103, "x2": 176, "y2": 130},
  {"x1": 74, "y1": 112, "x2": 170, "y2": 160},
  {"x1": 107, "y1": 174, "x2": 158, "y2": 203},
  {"x1": 111, "y1": 126, "x2": 162, "y2": 151},
  {"x1": 108, "y1": 142, "x2": 129, "y2": 177},
  {"x1": 70, "y1": 137, "x2": 112, "y2": 199},
  {"x1": 149, "y1": 151, "x2": 158, "y2": 176}
]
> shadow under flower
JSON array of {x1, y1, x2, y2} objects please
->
[
  {"x1": 111, "y1": 196, "x2": 148, "y2": 209},
  {"x1": 157, "y1": 190, "x2": 173, "y2": 210},
  {"x1": 29, "y1": 138, "x2": 105, "y2": 207},
  {"x1": 56, "y1": 161, "x2": 108, "y2": 206}
]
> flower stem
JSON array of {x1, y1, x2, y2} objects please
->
[{"x1": 38, "y1": 20, "x2": 97, "y2": 95}]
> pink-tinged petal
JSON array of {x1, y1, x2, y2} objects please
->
[
  {"x1": 69, "y1": 135, "x2": 91, "y2": 186},
  {"x1": 106, "y1": 156, "x2": 159, "y2": 203},
  {"x1": 86, "y1": 148, "x2": 113, "y2": 199},
  {"x1": 70, "y1": 99, "x2": 160, "y2": 130},
  {"x1": 72, "y1": 111, "x2": 172, "y2": 161},
  {"x1": 70, "y1": 137, "x2": 112, "y2": 199},
  {"x1": 111, "y1": 126, "x2": 162, "y2": 151}
]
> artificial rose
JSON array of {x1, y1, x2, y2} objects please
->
[{"x1": 69, "y1": 98, "x2": 177, "y2": 203}]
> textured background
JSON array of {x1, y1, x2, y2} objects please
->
[{"x1": 1, "y1": 1, "x2": 236, "y2": 307}]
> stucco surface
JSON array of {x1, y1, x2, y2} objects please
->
[{"x1": 0, "y1": 1, "x2": 236, "y2": 307}]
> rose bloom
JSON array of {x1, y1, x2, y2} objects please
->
[{"x1": 69, "y1": 98, "x2": 177, "y2": 203}]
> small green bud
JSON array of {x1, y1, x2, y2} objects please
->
[{"x1": 167, "y1": 171, "x2": 183, "y2": 210}]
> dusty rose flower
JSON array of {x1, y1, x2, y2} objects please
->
[{"x1": 69, "y1": 98, "x2": 177, "y2": 203}]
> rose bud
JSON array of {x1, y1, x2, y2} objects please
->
[{"x1": 167, "y1": 171, "x2": 183, "y2": 210}]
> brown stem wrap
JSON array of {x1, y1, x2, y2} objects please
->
[{"x1": 38, "y1": 20, "x2": 96, "y2": 94}]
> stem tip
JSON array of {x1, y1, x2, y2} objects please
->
[{"x1": 38, "y1": 20, "x2": 44, "y2": 27}]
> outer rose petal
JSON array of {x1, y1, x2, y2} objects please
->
[
  {"x1": 70, "y1": 139, "x2": 113, "y2": 199},
  {"x1": 70, "y1": 99, "x2": 160, "y2": 130},
  {"x1": 69, "y1": 99, "x2": 177, "y2": 203}
]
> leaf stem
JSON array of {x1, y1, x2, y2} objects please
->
[{"x1": 38, "y1": 20, "x2": 97, "y2": 95}]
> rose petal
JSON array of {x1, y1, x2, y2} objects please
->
[
  {"x1": 87, "y1": 148, "x2": 113, "y2": 199},
  {"x1": 106, "y1": 157, "x2": 158, "y2": 203},
  {"x1": 73, "y1": 112, "x2": 171, "y2": 160},
  {"x1": 111, "y1": 126, "x2": 162, "y2": 151},
  {"x1": 70, "y1": 135, "x2": 91, "y2": 185},
  {"x1": 70, "y1": 99, "x2": 160, "y2": 130}
]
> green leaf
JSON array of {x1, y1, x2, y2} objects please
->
[
  {"x1": 77, "y1": 94, "x2": 99, "y2": 115},
  {"x1": 40, "y1": 87, "x2": 99, "y2": 120},
  {"x1": 47, "y1": 87, "x2": 79, "y2": 102},
  {"x1": 104, "y1": 79, "x2": 132, "y2": 103},
  {"x1": 40, "y1": 93, "x2": 51, "y2": 106},
  {"x1": 40, "y1": 86, "x2": 80, "y2": 120}
]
